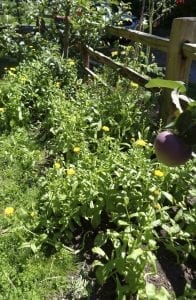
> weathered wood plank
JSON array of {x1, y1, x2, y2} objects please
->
[
  {"x1": 85, "y1": 45, "x2": 149, "y2": 87},
  {"x1": 163, "y1": 17, "x2": 196, "y2": 123},
  {"x1": 183, "y1": 43, "x2": 196, "y2": 61},
  {"x1": 107, "y1": 26, "x2": 169, "y2": 53}
]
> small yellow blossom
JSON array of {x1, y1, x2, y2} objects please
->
[
  {"x1": 111, "y1": 51, "x2": 118, "y2": 57},
  {"x1": 154, "y1": 169, "x2": 165, "y2": 177},
  {"x1": 54, "y1": 162, "x2": 61, "y2": 169},
  {"x1": 67, "y1": 168, "x2": 76, "y2": 176},
  {"x1": 130, "y1": 81, "x2": 139, "y2": 89},
  {"x1": 10, "y1": 67, "x2": 16, "y2": 72},
  {"x1": 0, "y1": 108, "x2": 5, "y2": 113},
  {"x1": 73, "y1": 146, "x2": 80, "y2": 153},
  {"x1": 154, "y1": 203, "x2": 161, "y2": 210},
  {"x1": 135, "y1": 139, "x2": 147, "y2": 147},
  {"x1": 30, "y1": 211, "x2": 36, "y2": 217},
  {"x1": 68, "y1": 59, "x2": 75, "y2": 66},
  {"x1": 102, "y1": 126, "x2": 110, "y2": 132},
  {"x1": 153, "y1": 190, "x2": 160, "y2": 197},
  {"x1": 4, "y1": 207, "x2": 14, "y2": 217},
  {"x1": 20, "y1": 76, "x2": 27, "y2": 82},
  {"x1": 55, "y1": 82, "x2": 61, "y2": 88}
]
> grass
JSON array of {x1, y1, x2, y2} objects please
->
[{"x1": 0, "y1": 129, "x2": 87, "y2": 299}]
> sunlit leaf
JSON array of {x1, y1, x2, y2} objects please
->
[
  {"x1": 92, "y1": 246, "x2": 109, "y2": 260},
  {"x1": 145, "y1": 78, "x2": 186, "y2": 93}
]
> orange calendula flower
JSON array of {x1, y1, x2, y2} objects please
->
[
  {"x1": 102, "y1": 126, "x2": 110, "y2": 132},
  {"x1": 4, "y1": 207, "x2": 14, "y2": 216},
  {"x1": 73, "y1": 146, "x2": 80, "y2": 153},
  {"x1": 67, "y1": 168, "x2": 76, "y2": 176},
  {"x1": 154, "y1": 170, "x2": 165, "y2": 177},
  {"x1": 135, "y1": 139, "x2": 147, "y2": 147}
]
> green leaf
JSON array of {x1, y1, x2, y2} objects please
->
[
  {"x1": 127, "y1": 248, "x2": 143, "y2": 260},
  {"x1": 175, "y1": 105, "x2": 196, "y2": 144},
  {"x1": 92, "y1": 259, "x2": 104, "y2": 268},
  {"x1": 147, "y1": 251, "x2": 157, "y2": 273},
  {"x1": 91, "y1": 209, "x2": 101, "y2": 229},
  {"x1": 92, "y1": 246, "x2": 109, "y2": 260},
  {"x1": 117, "y1": 220, "x2": 130, "y2": 227},
  {"x1": 146, "y1": 283, "x2": 156, "y2": 298},
  {"x1": 94, "y1": 232, "x2": 107, "y2": 247},
  {"x1": 145, "y1": 78, "x2": 186, "y2": 93},
  {"x1": 161, "y1": 191, "x2": 173, "y2": 203},
  {"x1": 95, "y1": 265, "x2": 107, "y2": 285}
]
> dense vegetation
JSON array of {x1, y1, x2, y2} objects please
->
[{"x1": 0, "y1": 1, "x2": 195, "y2": 299}]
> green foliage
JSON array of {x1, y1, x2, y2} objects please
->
[
  {"x1": 0, "y1": 51, "x2": 195, "y2": 298},
  {"x1": 0, "y1": 2, "x2": 195, "y2": 299},
  {"x1": 146, "y1": 78, "x2": 196, "y2": 146}
]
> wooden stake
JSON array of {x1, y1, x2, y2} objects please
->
[{"x1": 162, "y1": 17, "x2": 196, "y2": 123}]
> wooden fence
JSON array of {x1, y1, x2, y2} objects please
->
[{"x1": 82, "y1": 17, "x2": 196, "y2": 122}]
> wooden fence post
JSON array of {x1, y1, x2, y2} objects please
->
[
  {"x1": 162, "y1": 17, "x2": 196, "y2": 123},
  {"x1": 82, "y1": 46, "x2": 90, "y2": 69}
]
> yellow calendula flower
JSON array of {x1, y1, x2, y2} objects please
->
[
  {"x1": 55, "y1": 82, "x2": 61, "y2": 88},
  {"x1": 4, "y1": 207, "x2": 14, "y2": 217},
  {"x1": 102, "y1": 126, "x2": 110, "y2": 132},
  {"x1": 0, "y1": 108, "x2": 5, "y2": 113},
  {"x1": 154, "y1": 203, "x2": 161, "y2": 210},
  {"x1": 130, "y1": 81, "x2": 139, "y2": 89},
  {"x1": 153, "y1": 190, "x2": 160, "y2": 197},
  {"x1": 135, "y1": 139, "x2": 147, "y2": 147},
  {"x1": 154, "y1": 169, "x2": 165, "y2": 177},
  {"x1": 67, "y1": 168, "x2": 76, "y2": 176},
  {"x1": 111, "y1": 51, "x2": 118, "y2": 57},
  {"x1": 20, "y1": 76, "x2": 27, "y2": 82},
  {"x1": 54, "y1": 162, "x2": 61, "y2": 170},
  {"x1": 68, "y1": 59, "x2": 75, "y2": 66},
  {"x1": 73, "y1": 146, "x2": 80, "y2": 153}
]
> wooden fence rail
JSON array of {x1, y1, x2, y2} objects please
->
[
  {"x1": 83, "y1": 17, "x2": 196, "y2": 122},
  {"x1": 83, "y1": 45, "x2": 149, "y2": 87}
]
